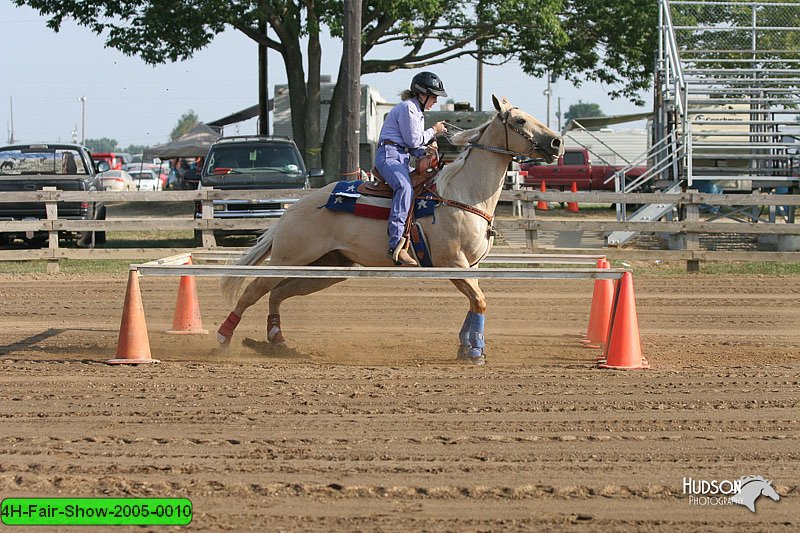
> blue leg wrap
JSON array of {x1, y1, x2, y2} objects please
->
[
  {"x1": 468, "y1": 314, "x2": 486, "y2": 357},
  {"x1": 459, "y1": 311, "x2": 474, "y2": 346}
]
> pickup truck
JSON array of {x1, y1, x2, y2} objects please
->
[
  {"x1": 194, "y1": 136, "x2": 323, "y2": 244},
  {"x1": 520, "y1": 147, "x2": 647, "y2": 191},
  {"x1": 0, "y1": 143, "x2": 106, "y2": 247}
]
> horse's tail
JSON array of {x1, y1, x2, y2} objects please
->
[{"x1": 220, "y1": 226, "x2": 276, "y2": 304}]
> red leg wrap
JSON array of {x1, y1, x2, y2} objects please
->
[
  {"x1": 267, "y1": 314, "x2": 286, "y2": 345},
  {"x1": 217, "y1": 312, "x2": 241, "y2": 344}
]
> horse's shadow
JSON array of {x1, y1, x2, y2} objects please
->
[{"x1": 240, "y1": 338, "x2": 310, "y2": 360}]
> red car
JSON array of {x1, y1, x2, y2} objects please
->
[{"x1": 92, "y1": 152, "x2": 125, "y2": 171}]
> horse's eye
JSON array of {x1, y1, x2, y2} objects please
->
[{"x1": 515, "y1": 118, "x2": 526, "y2": 125}]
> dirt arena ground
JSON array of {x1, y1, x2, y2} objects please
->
[{"x1": 1, "y1": 267, "x2": 798, "y2": 531}]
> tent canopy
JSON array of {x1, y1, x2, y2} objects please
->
[
  {"x1": 144, "y1": 123, "x2": 220, "y2": 159},
  {"x1": 561, "y1": 112, "x2": 652, "y2": 135}
]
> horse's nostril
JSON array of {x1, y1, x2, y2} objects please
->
[{"x1": 551, "y1": 138, "x2": 562, "y2": 149}]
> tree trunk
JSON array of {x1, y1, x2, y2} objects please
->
[
  {"x1": 322, "y1": 69, "x2": 345, "y2": 183},
  {"x1": 304, "y1": 9, "x2": 322, "y2": 169},
  {"x1": 282, "y1": 40, "x2": 307, "y2": 158}
]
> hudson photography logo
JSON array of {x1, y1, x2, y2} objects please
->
[{"x1": 682, "y1": 475, "x2": 781, "y2": 512}]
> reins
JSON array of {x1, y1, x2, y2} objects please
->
[
  {"x1": 444, "y1": 110, "x2": 544, "y2": 162},
  {"x1": 432, "y1": 110, "x2": 546, "y2": 229}
]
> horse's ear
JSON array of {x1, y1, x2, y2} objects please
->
[
  {"x1": 492, "y1": 95, "x2": 512, "y2": 114},
  {"x1": 492, "y1": 95, "x2": 502, "y2": 112}
]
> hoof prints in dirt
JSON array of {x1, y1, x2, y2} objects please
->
[{"x1": 242, "y1": 338, "x2": 309, "y2": 359}]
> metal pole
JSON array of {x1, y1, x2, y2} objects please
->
[{"x1": 78, "y1": 96, "x2": 87, "y2": 144}]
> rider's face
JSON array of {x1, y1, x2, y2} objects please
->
[{"x1": 420, "y1": 95, "x2": 438, "y2": 111}]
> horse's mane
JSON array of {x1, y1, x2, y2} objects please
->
[
  {"x1": 739, "y1": 475, "x2": 768, "y2": 486},
  {"x1": 435, "y1": 117, "x2": 495, "y2": 197}
]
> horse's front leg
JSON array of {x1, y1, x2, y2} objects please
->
[
  {"x1": 218, "y1": 277, "x2": 282, "y2": 346},
  {"x1": 450, "y1": 278, "x2": 487, "y2": 366}
]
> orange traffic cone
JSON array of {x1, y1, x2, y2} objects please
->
[
  {"x1": 582, "y1": 259, "x2": 614, "y2": 350},
  {"x1": 536, "y1": 181, "x2": 549, "y2": 211},
  {"x1": 567, "y1": 181, "x2": 580, "y2": 212},
  {"x1": 598, "y1": 272, "x2": 649, "y2": 370},
  {"x1": 166, "y1": 257, "x2": 208, "y2": 335},
  {"x1": 108, "y1": 270, "x2": 159, "y2": 364}
]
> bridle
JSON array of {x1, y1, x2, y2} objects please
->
[{"x1": 445, "y1": 109, "x2": 549, "y2": 162}]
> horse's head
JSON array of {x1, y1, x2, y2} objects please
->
[
  {"x1": 761, "y1": 480, "x2": 781, "y2": 502},
  {"x1": 492, "y1": 95, "x2": 564, "y2": 163}
]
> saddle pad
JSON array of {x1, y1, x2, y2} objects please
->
[
  {"x1": 410, "y1": 222, "x2": 434, "y2": 267},
  {"x1": 325, "y1": 180, "x2": 437, "y2": 220}
]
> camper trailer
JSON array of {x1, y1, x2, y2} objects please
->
[{"x1": 272, "y1": 78, "x2": 393, "y2": 172}]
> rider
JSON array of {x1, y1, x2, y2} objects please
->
[{"x1": 376, "y1": 71, "x2": 448, "y2": 266}]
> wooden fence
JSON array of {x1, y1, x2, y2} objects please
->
[{"x1": 2, "y1": 188, "x2": 800, "y2": 270}]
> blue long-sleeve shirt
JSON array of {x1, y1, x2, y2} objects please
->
[{"x1": 379, "y1": 98, "x2": 435, "y2": 157}]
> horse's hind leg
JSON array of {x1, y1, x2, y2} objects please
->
[
  {"x1": 450, "y1": 278, "x2": 487, "y2": 366},
  {"x1": 266, "y1": 251, "x2": 353, "y2": 345},
  {"x1": 218, "y1": 277, "x2": 284, "y2": 345}
]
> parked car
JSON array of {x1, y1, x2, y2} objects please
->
[
  {"x1": 98, "y1": 169, "x2": 137, "y2": 191},
  {"x1": 0, "y1": 142, "x2": 106, "y2": 247},
  {"x1": 123, "y1": 162, "x2": 169, "y2": 189},
  {"x1": 127, "y1": 168, "x2": 162, "y2": 191},
  {"x1": 519, "y1": 147, "x2": 647, "y2": 191},
  {"x1": 194, "y1": 136, "x2": 322, "y2": 244}
]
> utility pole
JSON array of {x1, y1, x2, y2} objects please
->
[
  {"x1": 476, "y1": 46, "x2": 484, "y2": 111},
  {"x1": 258, "y1": 19, "x2": 269, "y2": 135},
  {"x1": 340, "y1": 0, "x2": 362, "y2": 177},
  {"x1": 557, "y1": 97, "x2": 562, "y2": 131},
  {"x1": 78, "y1": 96, "x2": 87, "y2": 144},
  {"x1": 543, "y1": 74, "x2": 552, "y2": 129},
  {"x1": 8, "y1": 96, "x2": 15, "y2": 144}
]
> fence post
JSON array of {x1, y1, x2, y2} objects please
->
[
  {"x1": 43, "y1": 186, "x2": 59, "y2": 274},
  {"x1": 522, "y1": 199, "x2": 539, "y2": 251},
  {"x1": 684, "y1": 191, "x2": 700, "y2": 273},
  {"x1": 199, "y1": 187, "x2": 216, "y2": 248}
]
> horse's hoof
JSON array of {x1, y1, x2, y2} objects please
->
[
  {"x1": 268, "y1": 331, "x2": 286, "y2": 347},
  {"x1": 457, "y1": 347, "x2": 486, "y2": 366},
  {"x1": 217, "y1": 332, "x2": 232, "y2": 345}
]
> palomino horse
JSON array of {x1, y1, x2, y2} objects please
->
[{"x1": 218, "y1": 95, "x2": 563, "y2": 365}]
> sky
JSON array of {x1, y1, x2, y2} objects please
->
[{"x1": 1, "y1": 3, "x2": 652, "y2": 149}]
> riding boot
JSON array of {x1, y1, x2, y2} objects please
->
[{"x1": 387, "y1": 237, "x2": 418, "y2": 266}]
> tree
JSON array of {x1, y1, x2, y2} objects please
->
[
  {"x1": 124, "y1": 144, "x2": 149, "y2": 155},
  {"x1": 84, "y1": 138, "x2": 118, "y2": 152},
  {"x1": 15, "y1": 0, "x2": 658, "y2": 180},
  {"x1": 171, "y1": 110, "x2": 200, "y2": 140},
  {"x1": 564, "y1": 101, "x2": 605, "y2": 123}
]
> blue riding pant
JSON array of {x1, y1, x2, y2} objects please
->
[{"x1": 375, "y1": 144, "x2": 413, "y2": 250}]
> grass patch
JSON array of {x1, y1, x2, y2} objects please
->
[
  {"x1": 0, "y1": 259, "x2": 141, "y2": 275},
  {"x1": 618, "y1": 261, "x2": 800, "y2": 276}
]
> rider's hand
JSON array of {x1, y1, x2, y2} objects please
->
[
  {"x1": 426, "y1": 141, "x2": 439, "y2": 155},
  {"x1": 433, "y1": 121, "x2": 447, "y2": 135}
]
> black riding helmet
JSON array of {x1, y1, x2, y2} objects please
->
[{"x1": 410, "y1": 71, "x2": 448, "y2": 97}]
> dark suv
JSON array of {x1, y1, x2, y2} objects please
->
[{"x1": 194, "y1": 136, "x2": 323, "y2": 243}]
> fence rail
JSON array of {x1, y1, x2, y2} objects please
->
[{"x1": 2, "y1": 189, "x2": 800, "y2": 269}]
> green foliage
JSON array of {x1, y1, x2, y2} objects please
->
[
  {"x1": 170, "y1": 110, "x2": 199, "y2": 141},
  {"x1": 84, "y1": 137, "x2": 118, "y2": 152},
  {"x1": 564, "y1": 101, "x2": 605, "y2": 123},
  {"x1": 124, "y1": 144, "x2": 149, "y2": 155},
  {"x1": 15, "y1": 0, "x2": 660, "y2": 167}
]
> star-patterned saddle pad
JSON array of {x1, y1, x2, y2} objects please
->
[{"x1": 324, "y1": 180, "x2": 438, "y2": 221}]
